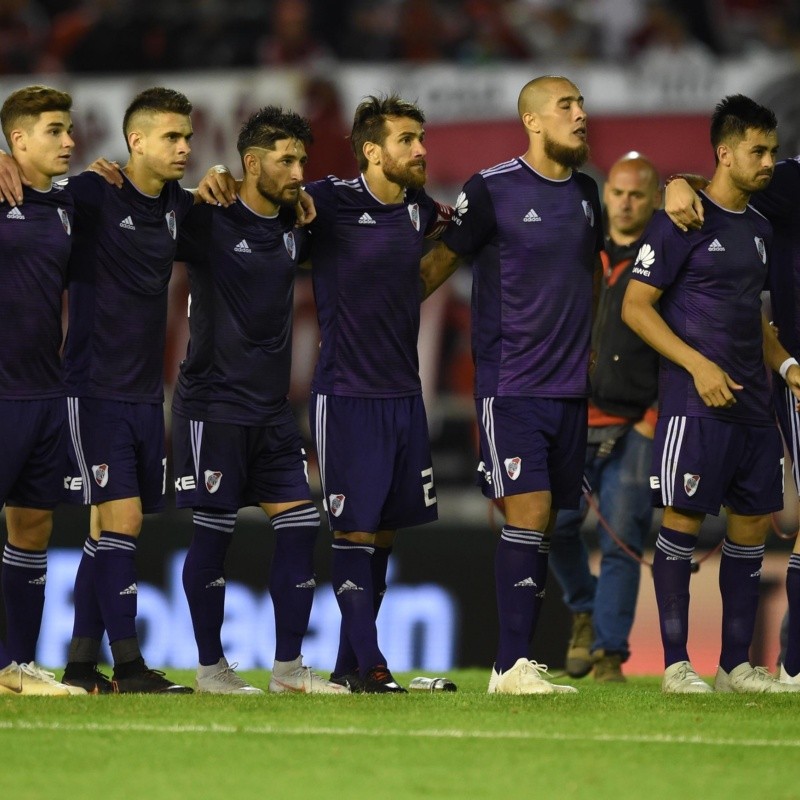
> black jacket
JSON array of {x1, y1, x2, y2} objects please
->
[{"x1": 590, "y1": 237, "x2": 659, "y2": 419}]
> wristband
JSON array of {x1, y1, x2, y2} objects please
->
[
  {"x1": 779, "y1": 357, "x2": 799, "y2": 380},
  {"x1": 664, "y1": 174, "x2": 687, "y2": 187}
]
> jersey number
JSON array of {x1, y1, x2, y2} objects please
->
[{"x1": 421, "y1": 467, "x2": 437, "y2": 507}]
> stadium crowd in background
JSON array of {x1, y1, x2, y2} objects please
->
[{"x1": 0, "y1": 0, "x2": 799, "y2": 75}]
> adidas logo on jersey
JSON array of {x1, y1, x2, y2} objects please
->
[
  {"x1": 708, "y1": 238, "x2": 725, "y2": 252},
  {"x1": 6, "y1": 206, "x2": 25, "y2": 220},
  {"x1": 336, "y1": 579, "x2": 363, "y2": 595},
  {"x1": 358, "y1": 212, "x2": 376, "y2": 225},
  {"x1": 523, "y1": 209, "x2": 541, "y2": 222},
  {"x1": 514, "y1": 577, "x2": 536, "y2": 587},
  {"x1": 205, "y1": 577, "x2": 226, "y2": 588},
  {"x1": 119, "y1": 216, "x2": 135, "y2": 230},
  {"x1": 119, "y1": 583, "x2": 138, "y2": 596},
  {"x1": 234, "y1": 239, "x2": 252, "y2": 253}
]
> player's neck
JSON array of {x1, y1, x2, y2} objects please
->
[
  {"x1": 521, "y1": 148, "x2": 572, "y2": 181},
  {"x1": 15, "y1": 159, "x2": 52, "y2": 191},
  {"x1": 362, "y1": 170, "x2": 405, "y2": 204},
  {"x1": 123, "y1": 162, "x2": 166, "y2": 197},
  {"x1": 239, "y1": 182, "x2": 279, "y2": 217},
  {"x1": 705, "y1": 174, "x2": 750, "y2": 212}
]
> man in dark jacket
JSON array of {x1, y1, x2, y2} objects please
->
[{"x1": 549, "y1": 153, "x2": 661, "y2": 682}]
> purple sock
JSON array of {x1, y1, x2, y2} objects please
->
[
  {"x1": 718, "y1": 538, "x2": 764, "y2": 673},
  {"x1": 94, "y1": 531, "x2": 139, "y2": 657},
  {"x1": 331, "y1": 538, "x2": 385, "y2": 675},
  {"x1": 70, "y1": 537, "x2": 105, "y2": 645},
  {"x1": 269, "y1": 504, "x2": 319, "y2": 662},
  {"x1": 652, "y1": 526, "x2": 695, "y2": 668},
  {"x1": 784, "y1": 554, "x2": 800, "y2": 676},
  {"x1": 2, "y1": 544, "x2": 46, "y2": 663},
  {"x1": 182, "y1": 510, "x2": 235, "y2": 666},
  {"x1": 334, "y1": 545, "x2": 392, "y2": 675},
  {"x1": 494, "y1": 526, "x2": 546, "y2": 672},
  {"x1": 529, "y1": 536, "x2": 550, "y2": 642}
]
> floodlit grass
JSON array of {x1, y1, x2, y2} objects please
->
[{"x1": 2, "y1": 669, "x2": 799, "y2": 800}]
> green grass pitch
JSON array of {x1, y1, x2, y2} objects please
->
[{"x1": 2, "y1": 668, "x2": 799, "y2": 800}]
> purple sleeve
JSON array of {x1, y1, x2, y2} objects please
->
[
  {"x1": 441, "y1": 173, "x2": 496, "y2": 257},
  {"x1": 631, "y1": 211, "x2": 692, "y2": 290}
]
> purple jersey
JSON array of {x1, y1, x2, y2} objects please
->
[
  {"x1": 62, "y1": 172, "x2": 194, "y2": 403},
  {"x1": 172, "y1": 199, "x2": 308, "y2": 426},
  {"x1": 632, "y1": 196, "x2": 773, "y2": 424},
  {"x1": 0, "y1": 184, "x2": 72, "y2": 399},
  {"x1": 305, "y1": 175, "x2": 439, "y2": 398},
  {"x1": 750, "y1": 157, "x2": 800, "y2": 357},
  {"x1": 442, "y1": 158, "x2": 603, "y2": 399}
]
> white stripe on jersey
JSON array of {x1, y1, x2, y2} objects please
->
[
  {"x1": 481, "y1": 397, "x2": 504, "y2": 499},
  {"x1": 190, "y1": 419, "x2": 203, "y2": 480},
  {"x1": 67, "y1": 397, "x2": 92, "y2": 505},
  {"x1": 315, "y1": 394, "x2": 329, "y2": 501},
  {"x1": 660, "y1": 415, "x2": 686, "y2": 507},
  {"x1": 330, "y1": 177, "x2": 363, "y2": 191},
  {"x1": 480, "y1": 159, "x2": 521, "y2": 178},
  {"x1": 784, "y1": 384, "x2": 800, "y2": 494}
]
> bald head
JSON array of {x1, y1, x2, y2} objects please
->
[
  {"x1": 608, "y1": 153, "x2": 659, "y2": 192},
  {"x1": 604, "y1": 152, "x2": 662, "y2": 244},
  {"x1": 517, "y1": 75, "x2": 580, "y2": 119}
]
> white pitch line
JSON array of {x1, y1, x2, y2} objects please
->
[{"x1": 1, "y1": 720, "x2": 799, "y2": 748}]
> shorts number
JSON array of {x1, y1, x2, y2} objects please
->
[{"x1": 421, "y1": 467, "x2": 437, "y2": 507}]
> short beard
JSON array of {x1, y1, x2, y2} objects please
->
[
  {"x1": 257, "y1": 181, "x2": 299, "y2": 208},
  {"x1": 543, "y1": 133, "x2": 589, "y2": 170},
  {"x1": 382, "y1": 156, "x2": 427, "y2": 190}
]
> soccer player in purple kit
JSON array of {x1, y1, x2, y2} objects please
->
[
  {"x1": 172, "y1": 106, "x2": 346, "y2": 695},
  {"x1": 55, "y1": 87, "x2": 197, "y2": 693},
  {"x1": 304, "y1": 94, "x2": 450, "y2": 693},
  {"x1": 622, "y1": 95, "x2": 800, "y2": 693},
  {"x1": 0, "y1": 85, "x2": 83, "y2": 695},
  {"x1": 421, "y1": 75, "x2": 602, "y2": 694},
  {"x1": 665, "y1": 138, "x2": 800, "y2": 688}
]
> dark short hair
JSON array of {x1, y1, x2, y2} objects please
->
[
  {"x1": 1, "y1": 84, "x2": 72, "y2": 147},
  {"x1": 236, "y1": 106, "x2": 313, "y2": 164},
  {"x1": 710, "y1": 94, "x2": 777, "y2": 158},
  {"x1": 122, "y1": 87, "x2": 192, "y2": 150},
  {"x1": 350, "y1": 94, "x2": 425, "y2": 172}
]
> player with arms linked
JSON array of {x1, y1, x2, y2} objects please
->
[
  {"x1": 173, "y1": 107, "x2": 346, "y2": 695},
  {"x1": 0, "y1": 85, "x2": 83, "y2": 695},
  {"x1": 421, "y1": 75, "x2": 603, "y2": 694},
  {"x1": 303, "y1": 95, "x2": 450, "y2": 693},
  {"x1": 622, "y1": 95, "x2": 800, "y2": 693},
  {"x1": 58, "y1": 88, "x2": 197, "y2": 693}
]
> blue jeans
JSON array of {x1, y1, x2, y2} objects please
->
[{"x1": 549, "y1": 428, "x2": 654, "y2": 661}]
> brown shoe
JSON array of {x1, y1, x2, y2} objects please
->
[
  {"x1": 593, "y1": 651, "x2": 626, "y2": 683},
  {"x1": 565, "y1": 612, "x2": 594, "y2": 678}
]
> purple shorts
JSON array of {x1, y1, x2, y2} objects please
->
[
  {"x1": 310, "y1": 393, "x2": 438, "y2": 533},
  {"x1": 475, "y1": 396, "x2": 588, "y2": 510},
  {"x1": 65, "y1": 397, "x2": 166, "y2": 513},
  {"x1": 0, "y1": 398, "x2": 67, "y2": 510},
  {"x1": 652, "y1": 415, "x2": 784, "y2": 515},
  {"x1": 172, "y1": 413, "x2": 312, "y2": 511},
  {"x1": 774, "y1": 381, "x2": 800, "y2": 494}
]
